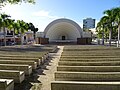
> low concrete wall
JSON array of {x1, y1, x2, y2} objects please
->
[
  {"x1": 55, "y1": 71, "x2": 120, "y2": 81},
  {"x1": 0, "y1": 79, "x2": 14, "y2": 90},
  {"x1": 58, "y1": 61, "x2": 120, "y2": 66},
  {"x1": 0, "y1": 60, "x2": 37, "y2": 69},
  {"x1": 59, "y1": 58, "x2": 120, "y2": 62},
  {"x1": 0, "y1": 57, "x2": 41, "y2": 65},
  {"x1": 57, "y1": 66, "x2": 120, "y2": 72},
  {"x1": 60, "y1": 56, "x2": 120, "y2": 59},
  {"x1": 51, "y1": 81, "x2": 120, "y2": 90},
  {"x1": 0, "y1": 64, "x2": 32, "y2": 75},
  {"x1": 0, "y1": 70, "x2": 25, "y2": 83}
]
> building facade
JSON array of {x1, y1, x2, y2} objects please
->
[{"x1": 37, "y1": 18, "x2": 92, "y2": 44}]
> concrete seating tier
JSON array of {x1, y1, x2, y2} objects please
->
[
  {"x1": 59, "y1": 58, "x2": 120, "y2": 62},
  {"x1": 0, "y1": 57, "x2": 41, "y2": 65},
  {"x1": 0, "y1": 79, "x2": 14, "y2": 90},
  {"x1": 63, "y1": 45, "x2": 119, "y2": 49},
  {"x1": 0, "y1": 70, "x2": 25, "y2": 83},
  {"x1": 60, "y1": 56, "x2": 120, "y2": 59},
  {"x1": 0, "y1": 64, "x2": 32, "y2": 75},
  {"x1": 55, "y1": 71, "x2": 120, "y2": 81},
  {"x1": 57, "y1": 66, "x2": 120, "y2": 72},
  {"x1": 58, "y1": 61, "x2": 120, "y2": 66},
  {"x1": 0, "y1": 53, "x2": 49, "y2": 59},
  {"x1": 0, "y1": 60, "x2": 37, "y2": 69},
  {"x1": 51, "y1": 45, "x2": 120, "y2": 90},
  {"x1": 51, "y1": 81, "x2": 120, "y2": 90},
  {"x1": 61, "y1": 54, "x2": 120, "y2": 56},
  {"x1": 62, "y1": 51, "x2": 120, "y2": 54},
  {"x1": 0, "y1": 54, "x2": 44, "y2": 58}
]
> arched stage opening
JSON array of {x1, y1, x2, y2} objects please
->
[
  {"x1": 36, "y1": 18, "x2": 92, "y2": 45},
  {"x1": 44, "y1": 18, "x2": 83, "y2": 43}
]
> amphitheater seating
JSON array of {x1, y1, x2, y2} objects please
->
[
  {"x1": 51, "y1": 81, "x2": 120, "y2": 90},
  {"x1": 60, "y1": 58, "x2": 120, "y2": 62},
  {"x1": 0, "y1": 70, "x2": 25, "y2": 83},
  {"x1": 0, "y1": 57, "x2": 41, "y2": 65},
  {"x1": 51, "y1": 45, "x2": 120, "y2": 90},
  {"x1": 57, "y1": 66, "x2": 120, "y2": 72},
  {"x1": 0, "y1": 64, "x2": 32, "y2": 75},
  {"x1": 0, "y1": 45, "x2": 56, "y2": 89},
  {"x1": 58, "y1": 61, "x2": 120, "y2": 66},
  {"x1": 0, "y1": 79, "x2": 14, "y2": 90},
  {"x1": 0, "y1": 60, "x2": 37, "y2": 69},
  {"x1": 55, "y1": 71, "x2": 120, "y2": 81}
]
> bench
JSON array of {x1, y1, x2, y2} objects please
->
[
  {"x1": 0, "y1": 70, "x2": 25, "y2": 83},
  {"x1": 55, "y1": 71, "x2": 120, "y2": 81},
  {"x1": 60, "y1": 56, "x2": 120, "y2": 59},
  {"x1": 61, "y1": 54, "x2": 120, "y2": 56},
  {"x1": 51, "y1": 81, "x2": 120, "y2": 90},
  {"x1": 0, "y1": 64, "x2": 32, "y2": 75},
  {"x1": 58, "y1": 61, "x2": 120, "y2": 66},
  {"x1": 0, "y1": 57, "x2": 41, "y2": 65},
  {"x1": 57, "y1": 66, "x2": 120, "y2": 72},
  {"x1": 0, "y1": 60, "x2": 37, "y2": 69},
  {"x1": 59, "y1": 58, "x2": 120, "y2": 62},
  {"x1": 0, "y1": 79, "x2": 14, "y2": 90}
]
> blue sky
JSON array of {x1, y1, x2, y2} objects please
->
[{"x1": 1, "y1": 0, "x2": 120, "y2": 31}]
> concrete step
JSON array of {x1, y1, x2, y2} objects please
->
[
  {"x1": 57, "y1": 66, "x2": 120, "y2": 72},
  {"x1": 0, "y1": 70, "x2": 25, "y2": 83},
  {"x1": 60, "y1": 56, "x2": 120, "y2": 59},
  {"x1": 58, "y1": 61, "x2": 120, "y2": 66},
  {"x1": 0, "y1": 79, "x2": 14, "y2": 90},
  {"x1": 60, "y1": 58, "x2": 120, "y2": 62},
  {"x1": 51, "y1": 81, "x2": 120, "y2": 90},
  {"x1": 0, "y1": 60, "x2": 37, "y2": 69},
  {"x1": 0, "y1": 57, "x2": 41, "y2": 65},
  {"x1": 0, "y1": 64, "x2": 32, "y2": 75},
  {"x1": 55, "y1": 71, "x2": 120, "y2": 81}
]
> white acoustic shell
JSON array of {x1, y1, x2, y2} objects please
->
[{"x1": 44, "y1": 18, "x2": 83, "y2": 42}]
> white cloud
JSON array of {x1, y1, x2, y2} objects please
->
[
  {"x1": 32, "y1": 10, "x2": 62, "y2": 19},
  {"x1": 33, "y1": 10, "x2": 49, "y2": 17}
]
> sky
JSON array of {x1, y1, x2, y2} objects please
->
[{"x1": 1, "y1": 0, "x2": 120, "y2": 32}]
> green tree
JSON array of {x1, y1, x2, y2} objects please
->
[
  {"x1": 0, "y1": 13, "x2": 11, "y2": 46},
  {"x1": 17, "y1": 20, "x2": 28, "y2": 45},
  {"x1": 96, "y1": 16, "x2": 109, "y2": 45},
  {"x1": 112, "y1": 7, "x2": 120, "y2": 47},
  {"x1": 103, "y1": 9, "x2": 114, "y2": 46},
  {"x1": 0, "y1": 0, "x2": 35, "y2": 4}
]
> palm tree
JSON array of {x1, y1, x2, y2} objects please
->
[
  {"x1": 104, "y1": 9, "x2": 114, "y2": 46},
  {"x1": 96, "y1": 16, "x2": 109, "y2": 45},
  {"x1": 17, "y1": 20, "x2": 28, "y2": 45},
  {"x1": 0, "y1": 14, "x2": 11, "y2": 46},
  {"x1": 112, "y1": 7, "x2": 120, "y2": 47}
]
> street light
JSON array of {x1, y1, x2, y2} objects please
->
[{"x1": 112, "y1": 22, "x2": 119, "y2": 47}]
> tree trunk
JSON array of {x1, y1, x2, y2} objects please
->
[
  {"x1": 33, "y1": 32, "x2": 36, "y2": 44},
  {"x1": 13, "y1": 28, "x2": 15, "y2": 45},
  {"x1": 102, "y1": 31, "x2": 104, "y2": 45},
  {"x1": 3, "y1": 27, "x2": 6, "y2": 46},
  {"x1": 117, "y1": 25, "x2": 120, "y2": 47},
  {"x1": 21, "y1": 33, "x2": 23, "y2": 45},
  {"x1": 109, "y1": 29, "x2": 112, "y2": 46}
]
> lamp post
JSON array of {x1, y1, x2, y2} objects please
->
[
  {"x1": 117, "y1": 25, "x2": 120, "y2": 47},
  {"x1": 113, "y1": 21, "x2": 119, "y2": 47}
]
